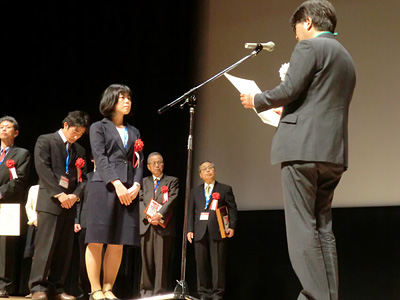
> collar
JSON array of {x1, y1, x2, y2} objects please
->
[
  {"x1": 315, "y1": 31, "x2": 337, "y2": 38},
  {"x1": 0, "y1": 145, "x2": 11, "y2": 152},
  {"x1": 153, "y1": 174, "x2": 163, "y2": 181},
  {"x1": 58, "y1": 129, "x2": 68, "y2": 144},
  {"x1": 204, "y1": 181, "x2": 215, "y2": 190}
]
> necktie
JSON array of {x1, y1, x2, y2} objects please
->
[
  {"x1": 0, "y1": 149, "x2": 6, "y2": 164},
  {"x1": 205, "y1": 185, "x2": 211, "y2": 198},
  {"x1": 154, "y1": 179, "x2": 159, "y2": 196},
  {"x1": 205, "y1": 185, "x2": 211, "y2": 209},
  {"x1": 65, "y1": 142, "x2": 71, "y2": 173}
]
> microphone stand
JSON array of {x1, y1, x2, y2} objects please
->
[{"x1": 145, "y1": 44, "x2": 263, "y2": 300}]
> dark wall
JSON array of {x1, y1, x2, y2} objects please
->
[
  {"x1": 2, "y1": 1, "x2": 200, "y2": 297},
  {"x1": 2, "y1": 0, "x2": 199, "y2": 181},
  {"x1": 213, "y1": 207, "x2": 400, "y2": 300}
]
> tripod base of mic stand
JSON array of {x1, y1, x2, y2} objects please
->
[
  {"x1": 136, "y1": 280, "x2": 198, "y2": 300},
  {"x1": 173, "y1": 280, "x2": 198, "y2": 299}
]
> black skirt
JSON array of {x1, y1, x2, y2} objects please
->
[{"x1": 85, "y1": 180, "x2": 140, "y2": 246}]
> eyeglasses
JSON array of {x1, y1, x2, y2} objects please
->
[
  {"x1": 200, "y1": 166, "x2": 214, "y2": 172},
  {"x1": 149, "y1": 161, "x2": 164, "y2": 166}
]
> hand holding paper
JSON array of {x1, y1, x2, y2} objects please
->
[
  {"x1": 224, "y1": 73, "x2": 281, "y2": 127},
  {"x1": 240, "y1": 93, "x2": 257, "y2": 109}
]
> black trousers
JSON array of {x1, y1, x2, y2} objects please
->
[
  {"x1": 140, "y1": 226, "x2": 172, "y2": 297},
  {"x1": 281, "y1": 161, "x2": 343, "y2": 300},
  {"x1": 64, "y1": 228, "x2": 90, "y2": 298},
  {"x1": 29, "y1": 210, "x2": 75, "y2": 294},
  {"x1": 0, "y1": 236, "x2": 21, "y2": 293},
  {"x1": 194, "y1": 230, "x2": 226, "y2": 300}
]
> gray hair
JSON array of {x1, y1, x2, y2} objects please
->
[{"x1": 147, "y1": 152, "x2": 164, "y2": 164}]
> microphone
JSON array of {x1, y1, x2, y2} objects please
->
[{"x1": 244, "y1": 42, "x2": 275, "y2": 52}]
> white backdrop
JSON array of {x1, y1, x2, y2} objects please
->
[{"x1": 190, "y1": 0, "x2": 400, "y2": 210}]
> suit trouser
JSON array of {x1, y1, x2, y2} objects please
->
[
  {"x1": 281, "y1": 161, "x2": 343, "y2": 300},
  {"x1": 194, "y1": 230, "x2": 226, "y2": 300},
  {"x1": 64, "y1": 228, "x2": 90, "y2": 297},
  {"x1": 29, "y1": 210, "x2": 74, "y2": 294},
  {"x1": 140, "y1": 226, "x2": 172, "y2": 296},
  {"x1": 0, "y1": 236, "x2": 19, "y2": 291}
]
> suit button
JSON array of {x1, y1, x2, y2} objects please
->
[{"x1": 123, "y1": 160, "x2": 127, "y2": 164}]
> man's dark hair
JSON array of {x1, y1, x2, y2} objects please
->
[
  {"x1": 290, "y1": 0, "x2": 337, "y2": 32},
  {"x1": 99, "y1": 83, "x2": 132, "y2": 119},
  {"x1": 0, "y1": 115, "x2": 19, "y2": 131},
  {"x1": 62, "y1": 111, "x2": 90, "y2": 131}
]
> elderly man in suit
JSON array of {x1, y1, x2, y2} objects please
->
[
  {"x1": 187, "y1": 161, "x2": 238, "y2": 300},
  {"x1": 240, "y1": 1, "x2": 356, "y2": 299},
  {"x1": 29, "y1": 111, "x2": 89, "y2": 300},
  {"x1": 0, "y1": 116, "x2": 31, "y2": 298},
  {"x1": 139, "y1": 152, "x2": 179, "y2": 297}
]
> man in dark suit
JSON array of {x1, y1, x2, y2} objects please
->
[
  {"x1": 0, "y1": 116, "x2": 31, "y2": 298},
  {"x1": 29, "y1": 111, "x2": 89, "y2": 300},
  {"x1": 187, "y1": 161, "x2": 238, "y2": 300},
  {"x1": 139, "y1": 152, "x2": 179, "y2": 297},
  {"x1": 240, "y1": 1, "x2": 356, "y2": 299}
]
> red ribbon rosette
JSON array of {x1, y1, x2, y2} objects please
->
[
  {"x1": 161, "y1": 186, "x2": 169, "y2": 204},
  {"x1": 6, "y1": 159, "x2": 16, "y2": 180},
  {"x1": 212, "y1": 192, "x2": 220, "y2": 200},
  {"x1": 75, "y1": 158, "x2": 85, "y2": 183},
  {"x1": 210, "y1": 192, "x2": 220, "y2": 210},
  {"x1": 6, "y1": 159, "x2": 15, "y2": 168},
  {"x1": 133, "y1": 139, "x2": 144, "y2": 168}
]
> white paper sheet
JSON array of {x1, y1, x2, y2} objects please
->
[
  {"x1": 224, "y1": 73, "x2": 280, "y2": 127},
  {"x1": 0, "y1": 203, "x2": 20, "y2": 236}
]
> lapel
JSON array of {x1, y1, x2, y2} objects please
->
[
  {"x1": 69, "y1": 143, "x2": 78, "y2": 167},
  {"x1": 125, "y1": 123, "x2": 135, "y2": 153},
  {"x1": 0, "y1": 145, "x2": 16, "y2": 170},
  {"x1": 154, "y1": 175, "x2": 165, "y2": 203},
  {"x1": 102, "y1": 118, "x2": 127, "y2": 155},
  {"x1": 54, "y1": 132, "x2": 67, "y2": 161},
  {"x1": 199, "y1": 183, "x2": 209, "y2": 209}
]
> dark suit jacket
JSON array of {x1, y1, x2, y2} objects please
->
[
  {"x1": 254, "y1": 34, "x2": 356, "y2": 168},
  {"x1": 90, "y1": 118, "x2": 143, "y2": 187},
  {"x1": 139, "y1": 174, "x2": 179, "y2": 237},
  {"x1": 75, "y1": 171, "x2": 94, "y2": 228},
  {"x1": 187, "y1": 181, "x2": 238, "y2": 242},
  {"x1": 0, "y1": 145, "x2": 31, "y2": 204},
  {"x1": 34, "y1": 132, "x2": 87, "y2": 216}
]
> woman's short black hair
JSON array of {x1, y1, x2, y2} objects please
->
[
  {"x1": 290, "y1": 0, "x2": 337, "y2": 33},
  {"x1": 99, "y1": 84, "x2": 132, "y2": 119}
]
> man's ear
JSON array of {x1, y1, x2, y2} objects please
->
[
  {"x1": 14, "y1": 130, "x2": 19, "y2": 138},
  {"x1": 304, "y1": 17, "x2": 313, "y2": 31}
]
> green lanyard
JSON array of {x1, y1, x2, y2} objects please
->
[{"x1": 315, "y1": 31, "x2": 337, "y2": 37}]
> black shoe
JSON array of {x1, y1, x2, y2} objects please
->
[
  {"x1": 0, "y1": 289, "x2": 9, "y2": 298},
  {"x1": 102, "y1": 290, "x2": 120, "y2": 300},
  {"x1": 89, "y1": 290, "x2": 105, "y2": 300}
]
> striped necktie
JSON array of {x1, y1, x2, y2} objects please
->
[{"x1": 0, "y1": 148, "x2": 6, "y2": 164}]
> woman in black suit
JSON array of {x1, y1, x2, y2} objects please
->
[{"x1": 85, "y1": 84, "x2": 143, "y2": 300}]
